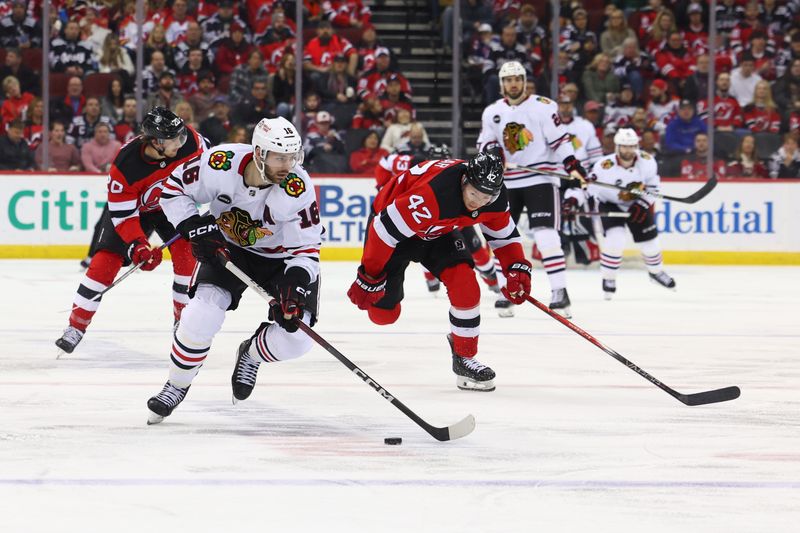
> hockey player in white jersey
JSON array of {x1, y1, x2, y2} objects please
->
[
  {"x1": 564, "y1": 128, "x2": 676, "y2": 299},
  {"x1": 477, "y1": 60, "x2": 588, "y2": 318},
  {"x1": 146, "y1": 117, "x2": 322, "y2": 424},
  {"x1": 557, "y1": 95, "x2": 603, "y2": 168}
]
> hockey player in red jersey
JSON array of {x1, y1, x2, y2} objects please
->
[
  {"x1": 348, "y1": 152, "x2": 532, "y2": 392},
  {"x1": 55, "y1": 108, "x2": 205, "y2": 355}
]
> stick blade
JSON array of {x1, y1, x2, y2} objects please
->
[
  {"x1": 682, "y1": 386, "x2": 740, "y2": 406},
  {"x1": 683, "y1": 175, "x2": 718, "y2": 203},
  {"x1": 432, "y1": 414, "x2": 476, "y2": 441}
]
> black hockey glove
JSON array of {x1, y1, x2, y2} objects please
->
[
  {"x1": 563, "y1": 156, "x2": 588, "y2": 189},
  {"x1": 562, "y1": 197, "x2": 580, "y2": 222},
  {"x1": 628, "y1": 198, "x2": 651, "y2": 224},
  {"x1": 177, "y1": 214, "x2": 229, "y2": 264},
  {"x1": 273, "y1": 268, "x2": 312, "y2": 333}
]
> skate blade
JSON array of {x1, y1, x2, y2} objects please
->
[
  {"x1": 147, "y1": 411, "x2": 164, "y2": 425},
  {"x1": 649, "y1": 278, "x2": 677, "y2": 291},
  {"x1": 457, "y1": 377, "x2": 496, "y2": 392},
  {"x1": 56, "y1": 348, "x2": 66, "y2": 360},
  {"x1": 496, "y1": 307, "x2": 514, "y2": 318},
  {"x1": 552, "y1": 306, "x2": 572, "y2": 319},
  {"x1": 232, "y1": 394, "x2": 239, "y2": 405},
  {"x1": 603, "y1": 292, "x2": 614, "y2": 301}
]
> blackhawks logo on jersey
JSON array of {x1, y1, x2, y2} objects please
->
[
  {"x1": 208, "y1": 150, "x2": 234, "y2": 171},
  {"x1": 502, "y1": 122, "x2": 534, "y2": 154},
  {"x1": 536, "y1": 96, "x2": 552, "y2": 105},
  {"x1": 601, "y1": 159, "x2": 615, "y2": 169},
  {"x1": 282, "y1": 174, "x2": 305, "y2": 197},
  {"x1": 217, "y1": 207, "x2": 272, "y2": 247}
]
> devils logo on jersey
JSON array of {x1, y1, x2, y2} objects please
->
[
  {"x1": 503, "y1": 122, "x2": 534, "y2": 154},
  {"x1": 217, "y1": 207, "x2": 273, "y2": 247},
  {"x1": 208, "y1": 150, "x2": 234, "y2": 171},
  {"x1": 282, "y1": 174, "x2": 305, "y2": 197}
]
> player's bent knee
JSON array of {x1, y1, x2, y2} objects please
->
[
  {"x1": 440, "y1": 264, "x2": 480, "y2": 308},
  {"x1": 266, "y1": 316, "x2": 313, "y2": 360},
  {"x1": 368, "y1": 303, "x2": 401, "y2": 325}
]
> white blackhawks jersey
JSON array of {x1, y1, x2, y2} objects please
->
[
  {"x1": 477, "y1": 94, "x2": 577, "y2": 189},
  {"x1": 160, "y1": 143, "x2": 322, "y2": 282},
  {"x1": 586, "y1": 150, "x2": 660, "y2": 206},
  {"x1": 561, "y1": 116, "x2": 603, "y2": 168}
]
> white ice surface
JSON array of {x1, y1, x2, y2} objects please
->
[{"x1": 1, "y1": 260, "x2": 798, "y2": 532}]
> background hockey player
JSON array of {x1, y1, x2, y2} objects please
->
[
  {"x1": 564, "y1": 128, "x2": 676, "y2": 300},
  {"x1": 55, "y1": 108, "x2": 204, "y2": 355},
  {"x1": 147, "y1": 117, "x2": 322, "y2": 424},
  {"x1": 476, "y1": 60, "x2": 588, "y2": 319},
  {"x1": 347, "y1": 152, "x2": 532, "y2": 392}
]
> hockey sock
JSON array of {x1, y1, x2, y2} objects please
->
[
  {"x1": 441, "y1": 263, "x2": 480, "y2": 358},
  {"x1": 639, "y1": 238, "x2": 664, "y2": 274},
  {"x1": 247, "y1": 312, "x2": 313, "y2": 363},
  {"x1": 471, "y1": 245, "x2": 494, "y2": 273},
  {"x1": 600, "y1": 227, "x2": 626, "y2": 280},
  {"x1": 534, "y1": 228, "x2": 567, "y2": 290},
  {"x1": 168, "y1": 284, "x2": 229, "y2": 388},
  {"x1": 169, "y1": 238, "x2": 195, "y2": 322},
  {"x1": 68, "y1": 250, "x2": 123, "y2": 332}
]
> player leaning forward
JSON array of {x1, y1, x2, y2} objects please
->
[
  {"x1": 347, "y1": 152, "x2": 532, "y2": 392},
  {"x1": 147, "y1": 117, "x2": 321, "y2": 424},
  {"x1": 477, "y1": 60, "x2": 588, "y2": 318},
  {"x1": 565, "y1": 128, "x2": 676, "y2": 299}
]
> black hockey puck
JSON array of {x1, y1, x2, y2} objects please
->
[{"x1": 384, "y1": 437, "x2": 402, "y2": 445}]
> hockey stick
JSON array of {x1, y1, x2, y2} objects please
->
[
  {"x1": 523, "y1": 295, "x2": 740, "y2": 406},
  {"x1": 507, "y1": 163, "x2": 718, "y2": 204},
  {"x1": 219, "y1": 255, "x2": 477, "y2": 442},
  {"x1": 564, "y1": 210, "x2": 631, "y2": 218}
]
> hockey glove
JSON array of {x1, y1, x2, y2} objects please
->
[
  {"x1": 563, "y1": 156, "x2": 588, "y2": 188},
  {"x1": 128, "y1": 238, "x2": 163, "y2": 271},
  {"x1": 274, "y1": 268, "x2": 312, "y2": 333},
  {"x1": 562, "y1": 197, "x2": 580, "y2": 222},
  {"x1": 347, "y1": 266, "x2": 387, "y2": 310},
  {"x1": 502, "y1": 261, "x2": 532, "y2": 305},
  {"x1": 628, "y1": 198, "x2": 651, "y2": 224},
  {"x1": 178, "y1": 214, "x2": 229, "y2": 264},
  {"x1": 618, "y1": 181, "x2": 645, "y2": 202}
]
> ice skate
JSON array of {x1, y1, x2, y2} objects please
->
[
  {"x1": 55, "y1": 326, "x2": 84, "y2": 357},
  {"x1": 479, "y1": 269, "x2": 501, "y2": 294},
  {"x1": 231, "y1": 337, "x2": 261, "y2": 404},
  {"x1": 602, "y1": 279, "x2": 616, "y2": 300},
  {"x1": 649, "y1": 271, "x2": 676, "y2": 291},
  {"x1": 79, "y1": 257, "x2": 91, "y2": 270},
  {"x1": 448, "y1": 334, "x2": 496, "y2": 392},
  {"x1": 147, "y1": 381, "x2": 190, "y2": 425},
  {"x1": 495, "y1": 294, "x2": 514, "y2": 317},
  {"x1": 423, "y1": 271, "x2": 440, "y2": 294},
  {"x1": 549, "y1": 288, "x2": 572, "y2": 318}
]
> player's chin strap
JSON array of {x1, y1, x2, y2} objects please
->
[
  {"x1": 216, "y1": 251, "x2": 476, "y2": 442},
  {"x1": 522, "y1": 294, "x2": 740, "y2": 406},
  {"x1": 506, "y1": 163, "x2": 718, "y2": 204}
]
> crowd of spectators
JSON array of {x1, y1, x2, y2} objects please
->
[
  {"x1": 457, "y1": 0, "x2": 800, "y2": 178},
  {"x1": 0, "y1": 0, "x2": 427, "y2": 175}
]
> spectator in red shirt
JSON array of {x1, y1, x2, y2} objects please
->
[
  {"x1": 303, "y1": 20, "x2": 358, "y2": 83},
  {"x1": 351, "y1": 94, "x2": 385, "y2": 132},
  {"x1": 1, "y1": 74, "x2": 34, "y2": 132},
  {"x1": 727, "y1": 134, "x2": 768, "y2": 178},
  {"x1": 114, "y1": 97, "x2": 140, "y2": 144},
  {"x1": 683, "y1": 3, "x2": 708, "y2": 54},
  {"x1": 357, "y1": 47, "x2": 412, "y2": 100},
  {"x1": 214, "y1": 22, "x2": 254, "y2": 76},
  {"x1": 22, "y1": 96, "x2": 43, "y2": 150},
  {"x1": 379, "y1": 74, "x2": 415, "y2": 124},
  {"x1": 746, "y1": 30, "x2": 777, "y2": 81},
  {"x1": 743, "y1": 80, "x2": 781, "y2": 134},
  {"x1": 325, "y1": 0, "x2": 372, "y2": 29},
  {"x1": 697, "y1": 72, "x2": 743, "y2": 131},
  {"x1": 656, "y1": 31, "x2": 694, "y2": 81},
  {"x1": 349, "y1": 131, "x2": 386, "y2": 174},
  {"x1": 176, "y1": 48, "x2": 207, "y2": 97},
  {"x1": 644, "y1": 8, "x2": 676, "y2": 56},
  {"x1": 681, "y1": 133, "x2": 726, "y2": 180}
]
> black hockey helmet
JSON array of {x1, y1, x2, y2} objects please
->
[
  {"x1": 427, "y1": 143, "x2": 452, "y2": 159},
  {"x1": 142, "y1": 106, "x2": 186, "y2": 142},
  {"x1": 465, "y1": 151, "x2": 504, "y2": 199}
]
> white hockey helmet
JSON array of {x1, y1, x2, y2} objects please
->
[
  {"x1": 613, "y1": 128, "x2": 640, "y2": 147},
  {"x1": 251, "y1": 117, "x2": 304, "y2": 183},
  {"x1": 498, "y1": 60, "x2": 527, "y2": 94}
]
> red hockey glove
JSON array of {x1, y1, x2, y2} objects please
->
[
  {"x1": 347, "y1": 266, "x2": 387, "y2": 310},
  {"x1": 628, "y1": 198, "x2": 651, "y2": 224},
  {"x1": 177, "y1": 214, "x2": 229, "y2": 264},
  {"x1": 128, "y1": 238, "x2": 163, "y2": 271},
  {"x1": 563, "y1": 156, "x2": 588, "y2": 189},
  {"x1": 502, "y1": 261, "x2": 532, "y2": 305}
]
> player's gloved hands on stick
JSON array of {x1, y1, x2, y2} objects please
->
[
  {"x1": 563, "y1": 156, "x2": 588, "y2": 188},
  {"x1": 562, "y1": 197, "x2": 580, "y2": 221},
  {"x1": 178, "y1": 214, "x2": 229, "y2": 264},
  {"x1": 347, "y1": 266, "x2": 387, "y2": 310},
  {"x1": 502, "y1": 261, "x2": 532, "y2": 304},
  {"x1": 628, "y1": 198, "x2": 651, "y2": 224},
  {"x1": 618, "y1": 181, "x2": 645, "y2": 202},
  {"x1": 274, "y1": 268, "x2": 311, "y2": 333},
  {"x1": 128, "y1": 238, "x2": 163, "y2": 271}
]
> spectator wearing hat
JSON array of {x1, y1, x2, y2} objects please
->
[
  {"x1": 214, "y1": 22, "x2": 254, "y2": 76},
  {"x1": 663, "y1": 100, "x2": 706, "y2": 155},
  {"x1": 188, "y1": 71, "x2": 221, "y2": 121},
  {"x1": 741, "y1": 30, "x2": 776, "y2": 80},
  {"x1": 146, "y1": 70, "x2": 186, "y2": 112},
  {"x1": 697, "y1": 72, "x2": 743, "y2": 132},
  {"x1": 612, "y1": 37, "x2": 657, "y2": 100},
  {"x1": 304, "y1": 20, "x2": 359, "y2": 85},
  {"x1": 645, "y1": 79, "x2": 678, "y2": 133},
  {"x1": 730, "y1": 52, "x2": 763, "y2": 107},
  {"x1": 35, "y1": 120, "x2": 82, "y2": 172},
  {"x1": 0, "y1": 48, "x2": 38, "y2": 96},
  {"x1": 174, "y1": 21, "x2": 214, "y2": 70},
  {"x1": 0, "y1": 0, "x2": 41, "y2": 48},
  {"x1": 379, "y1": 73, "x2": 415, "y2": 125},
  {"x1": 680, "y1": 132, "x2": 727, "y2": 180},
  {"x1": 304, "y1": 110, "x2": 347, "y2": 173},
  {"x1": 142, "y1": 51, "x2": 174, "y2": 96},
  {"x1": 202, "y1": 0, "x2": 249, "y2": 51},
  {"x1": 317, "y1": 53, "x2": 357, "y2": 109},
  {"x1": 357, "y1": 47, "x2": 412, "y2": 100},
  {"x1": 231, "y1": 79, "x2": 275, "y2": 130},
  {"x1": 683, "y1": 3, "x2": 708, "y2": 54},
  {"x1": 199, "y1": 96, "x2": 232, "y2": 146},
  {"x1": 466, "y1": 23, "x2": 497, "y2": 89},
  {"x1": 355, "y1": 25, "x2": 389, "y2": 74},
  {"x1": 350, "y1": 131, "x2": 387, "y2": 174},
  {"x1": 113, "y1": 97, "x2": 140, "y2": 144},
  {"x1": 325, "y1": 0, "x2": 372, "y2": 29},
  {"x1": 582, "y1": 53, "x2": 620, "y2": 106},
  {"x1": 229, "y1": 49, "x2": 270, "y2": 105},
  {"x1": 80, "y1": 122, "x2": 121, "y2": 174},
  {"x1": 769, "y1": 134, "x2": 800, "y2": 178},
  {"x1": 604, "y1": 83, "x2": 638, "y2": 129},
  {"x1": 0, "y1": 119, "x2": 33, "y2": 170}
]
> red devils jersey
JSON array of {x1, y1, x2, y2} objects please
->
[
  {"x1": 743, "y1": 105, "x2": 781, "y2": 133},
  {"x1": 697, "y1": 97, "x2": 743, "y2": 129},
  {"x1": 362, "y1": 159, "x2": 525, "y2": 277},
  {"x1": 375, "y1": 153, "x2": 414, "y2": 189},
  {"x1": 108, "y1": 126, "x2": 206, "y2": 243}
]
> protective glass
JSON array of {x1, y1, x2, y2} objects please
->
[
  {"x1": 159, "y1": 129, "x2": 188, "y2": 152},
  {"x1": 265, "y1": 150, "x2": 304, "y2": 169}
]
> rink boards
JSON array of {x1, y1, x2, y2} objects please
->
[{"x1": 0, "y1": 173, "x2": 798, "y2": 264}]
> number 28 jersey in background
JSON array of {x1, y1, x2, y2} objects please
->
[{"x1": 160, "y1": 143, "x2": 322, "y2": 282}]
